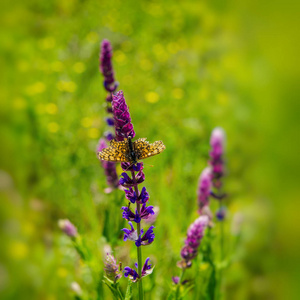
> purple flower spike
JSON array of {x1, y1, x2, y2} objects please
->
[
  {"x1": 100, "y1": 39, "x2": 118, "y2": 92},
  {"x1": 197, "y1": 167, "x2": 212, "y2": 213},
  {"x1": 209, "y1": 127, "x2": 226, "y2": 189},
  {"x1": 124, "y1": 267, "x2": 139, "y2": 282},
  {"x1": 122, "y1": 222, "x2": 138, "y2": 242},
  {"x1": 58, "y1": 219, "x2": 78, "y2": 237},
  {"x1": 135, "y1": 226, "x2": 155, "y2": 247},
  {"x1": 112, "y1": 91, "x2": 135, "y2": 141},
  {"x1": 179, "y1": 216, "x2": 209, "y2": 267},
  {"x1": 97, "y1": 138, "x2": 119, "y2": 191}
]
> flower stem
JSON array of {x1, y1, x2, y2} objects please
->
[
  {"x1": 175, "y1": 268, "x2": 185, "y2": 300},
  {"x1": 131, "y1": 170, "x2": 144, "y2": 300}
]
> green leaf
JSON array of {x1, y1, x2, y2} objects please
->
[{"x1": 125, "y1": 280, "x2": 133, "y2": 300}]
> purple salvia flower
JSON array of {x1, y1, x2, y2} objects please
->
[
  {"x1": 172, "y1": 276, "x2": 180, "y2": 285},
  {"x1": 112, "y1": 91, "x2": 135, "y2": 141},
  {"x1": 216, "y1": 206, "x2": 226, "y2": 221},
  {"x1": 58, "y1": 219, "x2": 78, "y2": 238},
  {"x1": 121, "y1": 206, "x2": 141, "y2": 223},
  {"x1": 135, "y1": 226, "x2": 155, "y2": 247},
  {"x1": 140, "y1": 203, "x2": 155, "y2": 219},
  {"x1": 178, "y1": 216, "x2": 209, "y2": 268},
  {"x1": 124, "y1": 266, "x2": 139, "y2": 282},
  {"x1": 122, "y1": 221, "x2": 138, "y2": 242},
  {"x1": 209, "y1": 127, "x2": 225, "y2": 189},
  {"x1": 124, "y1": 187, "x2": 138, "y2": 203},
  {"x1": 104, "y1": 253, "x2": 122, "y2": 283},
  {"x1": 97, "y1": 138, "x2": 120, "y2": 192},
  {"x1": 124, "y1": 258, "x2": 153, "y2": 282},
  {"x1": 144, "y1": 206, "x2": 159, "y2": 225},
  {"x1": 197, "y1": 167, "x2": 212, "y2": 213},
  {"x1": 100, "y1": 39, "x2": 118, "y2": 93}
]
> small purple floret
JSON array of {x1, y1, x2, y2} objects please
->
[
  {"x1": 135, "y1": 226, "x2": 155, "y2": 247},
  {"x1": 197, "y1": 167, "x2": 212, "y2": 213}
]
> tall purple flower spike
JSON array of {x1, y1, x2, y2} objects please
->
[
  {"x1": 100, "y1": 39, "x2": 118, "y2": 93},
  {"x1": 209, "y1": 127, "x2": 225, "y2": 189},
  {"x1": 197, "y1": 167, "x2": 212, "y2": 213},
  {"x1": 112, "y1": 91, "x2": 135, "y2": 141},
  {"x1": 178, "y1": 216, "x2": 209, "y2": 268}
]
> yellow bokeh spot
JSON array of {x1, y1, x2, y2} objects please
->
[
  {"x1": 172, "y1": 88, "x2": 184, "y2": 99},
  {"x1": 26, "y1": 82, "x2": 46, "y2": 95},
  {"x1": 199, "y1": 87, "x2": 209, "y2": 101},
  {"x1": 73, "y1": 62, "x2": 86, "y2": 73},
  {"x1": 121, "y1": 40, "x2": 132, "y2": 51},
  {"x1": 81, "y1": 117, "x2": 92, "y2": 128},
  {"x1": 140, "y1": 59, "x2": 153, "y2": 71},
  {"x1": 17, "y1": 60, "x2": 29, "y2": 72},
  {"x1": 22, "y1": 222, "x2": 35, "y2": 236},
  {"x1": 88, "y1": 128, "x2": 100, "y2": 139},
  {"x1": 51, "y1": 61, "x2": 64, "y2": 72},
  {"x1": 9, "y1": 241, "x2": 28, "y2": 260},
  {"x1": 167, "y1": 42, "x2": 179, "y2": 54},
  {"x1": 46, "y1": 103, "x2": 58, "y2": 114},
  {"x1": 145, "y1": 92, "x2": 160, "y2": 103},
  {"x1": 217, "y1": 92, "x2": 229, "y2": 106},
  {"x1": 114, "y1": 50, "x2": 126, "y2": 63},
  {"x1": 57, "y1": 80, "x2": 77, "y2": 93},
  {"x1": 39, "y1": 37, "x2": 56, "y2": 49},
  {"x1": 57, "y1": 267, "x2": 68, "y2": 278},
  {"x1": 200, "y1": 262, "x2": 209, "y2": 271},
  {"x1": 13, "y1": 97, "x2": 27, "y2": 110},
  {"x1": 86, "y1": 31, "x2": 98, "y2": 43},
  {"x1": 48, "y1": 122, "x2": 59, "y2": 133}
]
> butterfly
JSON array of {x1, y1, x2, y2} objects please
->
[{"x1": 98, "y1": 137, "x2": 166, "y2": 164}]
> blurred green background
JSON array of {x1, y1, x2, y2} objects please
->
[{"x1": 0, "y1": 0, "x2": 299, "y2": 299}]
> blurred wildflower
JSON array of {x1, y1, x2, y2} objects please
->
[
  {"x1": 58, "y1": 219, "x2": 78, "y2": 237},
  {"x1": 197, "y1": 167, "x2": 212, "y2": 213},
  {"x1": 209, "y1": 127, "x2": 225, "y2": 190},
  {"x1": 100, "y1": 39, "x2": 118, "y2": 93},
  {"x1": 216, "y1": 206, "x2": 227, "y2": 221},
  {"x1": 104, "y1": 253, "x2": 122, "y2": 283},
  {"x1": 70, "y1": 282, "x2": 82, "y2": 296},
  {"x1": 178, "y1": 216, "x2": 209, "y2": 268},
  {"x1": 9, "y1": 241, "x2": 28, "y2": 260}
]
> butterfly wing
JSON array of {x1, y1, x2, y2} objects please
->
[
  {"x1": 133, "y1": 138, "x2": 166, "y2": 160},
  {"x1": 98, "y1": 139, "x2": 130, "y2": 162}
]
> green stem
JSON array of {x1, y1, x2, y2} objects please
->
[
  {"x1": 131, "y1": 170, "x2": 144, "y2": 300},
  {"x1": 175, "y1": 268, "x2": 185, "y2": 300}
]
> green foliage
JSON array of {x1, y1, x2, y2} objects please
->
[{"x1": 0, "y1": 0, "x2": 298, "y2": 299}]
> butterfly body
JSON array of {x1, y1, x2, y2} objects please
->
[{"x1": 98, "y1": 137, "x2": 166, "y2": 163}]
